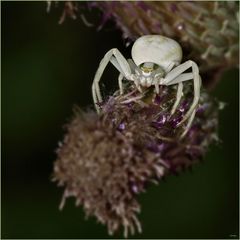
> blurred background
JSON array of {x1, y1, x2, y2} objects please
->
[{"x1": 2, "y1": 2, "x2": 239, "y2": 239}]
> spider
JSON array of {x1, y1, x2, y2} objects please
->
[{"x1": 92, "y1": 35, "x2": 201, "y2": 138}]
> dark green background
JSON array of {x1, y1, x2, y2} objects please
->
[{"x1": 2, "y1": 2, "x2": 239, "y2": 239}]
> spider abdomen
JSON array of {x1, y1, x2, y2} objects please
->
[{"x1": 131, "y1": 35, "x2": 183, "y2": 70}]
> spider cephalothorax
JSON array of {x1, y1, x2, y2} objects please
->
[{"x1": 92, "y1": 35, "x2": 201, "y2": 137}]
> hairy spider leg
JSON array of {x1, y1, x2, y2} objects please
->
[{"x1": 92, "y1": 48, "x2": 132, "y2": 112}]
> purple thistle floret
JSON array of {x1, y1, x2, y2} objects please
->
[{"x1": 53, "y1": 83, "x2": 219, "y2": 237}]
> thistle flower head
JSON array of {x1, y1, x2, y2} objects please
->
[
  {"x1": 53, "y1": 84, "x2": 219, "y2": 237},
  {"x1": 50, "y1": 1, "x2": 238, "y2": 88},
  {"x1": 89, "y1": 1, "x2": 239, "y2": 89}
]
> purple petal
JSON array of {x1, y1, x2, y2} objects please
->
[{"x1": 118, "y1": 123, "x2": 126, "y2": 131}]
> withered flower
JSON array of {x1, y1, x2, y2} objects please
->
[{"x1": 53, "y1": 84, "x2": 219, "y2": 237}]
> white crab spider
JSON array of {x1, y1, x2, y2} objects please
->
[{"x1": 92, "y1": 35, "x2": 201, "y2": 137}]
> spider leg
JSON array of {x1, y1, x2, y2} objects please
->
[
  {"x1": 170, "y1": 82, "x2": 183, "y2": 115},
  {"x1": 153, "y1": 77, "x2": 160, "y2": 94},
  {"x1": 164, "y1": 72, "x2": 193, "y2": 116},
  {"x1": 117, "y1": 58, "x2": 145, "y2": 95},
  {"x1": 133, "y1": 77, "x2": 143, "y2": 93},
  {"x1": 116, "y1": 59, "x2": 140, "y2": 95},
  {"x1": 180, "y1": 109, "x2": 196, "y2": 138},
  {"x1": 161, "y1": 60, "x2": 201, "y2": 129},
  {"x1": 152, "y1": 67, "x2": 166, "y2": 94},
  {"x1": 127, "y1": 59, "x2": 143, "y2": 92},
  {"x1": 118, "y1": 73, "x2": 124, "y2": 95},
  {"x1": 92, "y1": 48, "x2": 132, "y2": 113},
  {"x1": 165, "y1": 73, "x2": 193, "y2": 115},
  {"x1": 165, "y1": 73, "x2": 194, "y2": 85},
  {"x1": 127, "y1": 59, "x2": 139, "y2": 72},
  {"x1": 178, "y1": 62, "x2": 201, "y2": 126}
]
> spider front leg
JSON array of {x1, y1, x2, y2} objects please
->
[
  {"x1": 127, "y1": 59, "x2": 143, "y2": 93},
  {"x1": 92, "y1": 48, "x2": 132, "y2": 113},
  {"x1": 117, "y1": 59, "x2": 143, "y2": 95},
  {"x1": 162, "y1": 60, "x2": 201, "y2": 137}
]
